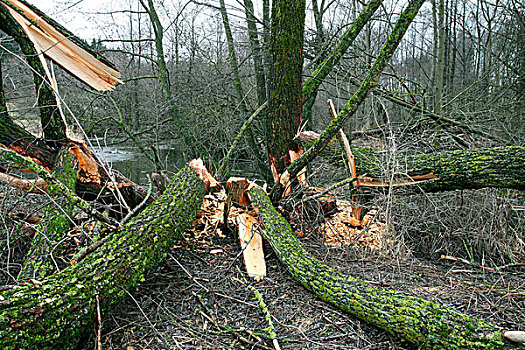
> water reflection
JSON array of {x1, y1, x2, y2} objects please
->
[{"x1": 90, "y1": 138, "x2": 185, "y2": 185}]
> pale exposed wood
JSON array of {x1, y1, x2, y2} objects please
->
[
  {"x1": 0, "y1": 171, "x2": 48, "y2": 193},
  {"x1": 289, "y1": 148, "x2": 307, "y2": 187},
  {"x1": 1, "y1": 0, "x2": 121, "y2": 91},
  {"x1": 68, "y1": 143, "x2": 101, "y2": 185},
  {"x1": 237, "y1": 213, "x2": 266, "y2": 280},
  {"x1": 327, "y1": 99, "x2": 356, "y2": 180},
  {"x1": 358, "y1": 173, "x2": 439, "y2": 187},
  {"x1": 294, "y1": 130, "x2": 320, "y2": 142},
  {"x1": 189, "y1": 158, "x2": 220, "y2": 192},
  {"x1": 503, "y1": 331, "x2": 525, "y2": 344},
  {"x1": 225, "y1": 177, "x2": 251, "y2": 229}
]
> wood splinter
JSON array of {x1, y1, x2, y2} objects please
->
[{"x1": 237, "y1": 213, "x2": 266, "y2": 281}]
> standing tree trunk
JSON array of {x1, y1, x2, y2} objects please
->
[
  {"x1": 219, "y1": 0, "x2": 248, "y2": 112},
  {"x1": 262, "y1": 0, "x2": 271, "y2": 80},
  {"x1": 0, "y1": 59, "x2": 6, "y2": 116},
  {"x1": 217, "y1": 0, "x2": 266, "y2": 177},
  {"x1": 434, "y1": 0, "x2": 446, "y2": 114},
  {"x1": 0, "y1": 166, "x2": 205, "y2": 349},
  {"x1": 266, "y1": 0, "x2": 306, "y2": 181},
  {"x1": 139, "y1": 0, "x2": 190, "y2": 154}
]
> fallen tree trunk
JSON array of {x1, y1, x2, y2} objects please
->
[
  {"x1": 0, "y1": 115, "x2": 152, "y2": 211},
  {"x1": 17, "y1": 148, "x2": 77, "y2": 281},
  {"x1": 0, "y1": 166, "x2": 205, "y2": 349},
  {"x1": 297, "y1": 135, "x2": 525, "y2": 192},
  {"x1": 248, "y1": 185, "x2": 523, "y2": 349},
  {"x1": 391, "y1": 146, "x2": 525, "y2": 192}
]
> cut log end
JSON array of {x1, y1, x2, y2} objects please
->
[
  {"x1": 226, "y1": 177, "x2": 252, "y2": 206},
  {"x1": 503, "y1": 331, "x2": 525, "y2": 344}
]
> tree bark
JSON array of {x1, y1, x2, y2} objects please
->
[
  {"x1": 266, "y1": 0, "x2": 306, "y2": 180},
  {"x1": 217, "y1": 0, "x2": 267, "y2": 177},
  {"x1": 219, "y1": 0, "x2": 248, "y2": 113},
  {"x1": 390, "y1": 146, "x2": 525, "y2": 192},
  {"x1": 297, "y1": 137, "x2": 525, "y2": 192},
  {"x1": 248, "y1": 185, "x2": 522, "y2": 350},
  {"x1": 0, "y1": 59, "x2": 6, "y2": 116},
  {"x1": 243, "y1": 0, "x2": 267, "y2": 107},
  {"x1": 434, "y1": 0, "x2": 446, "y2": 114},
  {"x1": 0, "y1": 166, "x2": 205, "y2": 349}
]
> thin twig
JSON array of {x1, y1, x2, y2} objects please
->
[
  {"x1": 96, "y1": 295, "x2": 102, "y2": 350},
  {"x1": 299, "y1": 176, "x2": 361, "y2": 204}
]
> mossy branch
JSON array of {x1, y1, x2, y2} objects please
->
[
  {"x1": 302, "y1": 0, "x2": 383, "y2": 121},
  {"x1": 271, "y1": 0, "x2": 426, "y2": 202}
]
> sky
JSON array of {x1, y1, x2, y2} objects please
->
[
  {"x1": 29, "y1": 0, "x2": 128, "y2": 40},
  {"x1": 29, "y1": 0, "x2": 250, "y2": 42}
]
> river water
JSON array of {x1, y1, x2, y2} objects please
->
[{"x1": 89, "y1": 138, "x2": 186, "y2": 185}]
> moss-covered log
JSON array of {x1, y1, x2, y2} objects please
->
[
  {"x1": 0, "y1": 166, "x2": 205, "y2": 349},
  {"x1": 17, "y1": 148, "x2": 78, "y2": 281},
  {"x1": 396, "y1": 146, "x2": 525, "y2": 192},
  {"x1": 297, "y1": 135, "x2": 525, "y2": 192},
  {"x1": 248, "y1": 185, "x2": 523, "y2": 349}
]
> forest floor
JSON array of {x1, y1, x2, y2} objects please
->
[
  {"x1": 1, "y1": 184, "x2": 524, "y2": 350},
  {"x1": 97, "y1": 211, "x2": 525, "y2": 350}
]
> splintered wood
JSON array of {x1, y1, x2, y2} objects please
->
[
  {"x1": 1, "y1": 0, "x2": 122, "y2": 91},
  {"x1": 188, "y1": 159, "x2": 220, "y2": 192},
  {"x1": 188, "y1": 173, "x2": 266, "y2": 280},
  {"x1": 191, "y1": 191, "x2": 232, "y2": 239},
  {"x1": 320, "y1": 200, "x2": 386, "y2": 249},
  {"x1": 188, "y1": 159, "x2": 385, "y2": 278},
  {"x1": 237, "y1": 213, "x2": 266, "y2": 280}
]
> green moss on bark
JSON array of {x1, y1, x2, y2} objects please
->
[
  {"x1": 0, "y1": 167, "x2": 205, "y2": 349},
  {"x1": 18, "y1": 148, "x2": 78, "y2": 280},
  {"x1": 298, "y1": 142, "x2": 525, "y2": 192},
  {"x1": 249, "y1": 185, "x2": 521, "y2": 349}
]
